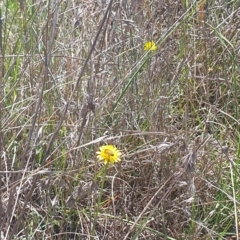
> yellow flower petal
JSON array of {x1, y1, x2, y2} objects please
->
[
  {"x1": 96, "y1": 145, "x2": 121, "y2": 164},
  {"x1": 143, "y1": 41, "x2": 157, "y2": 52}
]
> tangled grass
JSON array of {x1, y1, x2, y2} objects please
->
[{"x1": 1, "y1": 0, "x2": 240, "y2": 239}]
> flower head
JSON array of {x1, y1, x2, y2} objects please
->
[
  {"x1": 96, "y1": 145, "x2": 121, "y2": 165},
  {"x1": 143, "y1": 41, "x2": 157, "y2": 52}
]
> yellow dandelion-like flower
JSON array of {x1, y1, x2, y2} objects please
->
[
  {"x1": 96, "y1": 145, "x2": 121, "y2": 165},
  {"x1": 143, "y1": 41, "x2": 157, "y2": 52}
]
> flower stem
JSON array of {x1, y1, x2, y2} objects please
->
[{"x1": 91, "y1": 163, "x2": 108, "y2": 239}]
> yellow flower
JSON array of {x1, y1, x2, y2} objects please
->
[
  {"x1": 96, "y1": 145, "x2": 121, "y2": 165},
  {"x1": 143, "y1": 41, "x2": 157, "y2": 52}
]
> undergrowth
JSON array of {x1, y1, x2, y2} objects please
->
[{"x1": 1, "y1": 0, "x2": 240, "y2": 239}]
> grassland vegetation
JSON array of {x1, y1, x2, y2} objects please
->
[{"x1": 1, "y1": 0, "x2": 240, "y2": 239}]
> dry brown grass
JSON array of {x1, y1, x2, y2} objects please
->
[{"x1": 1, "y1": 0, "x2": 240, "y2": 239}]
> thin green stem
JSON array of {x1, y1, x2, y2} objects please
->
[{"x1": 91, "y1": 163, "x2": 109, "y2": 239}]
